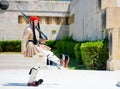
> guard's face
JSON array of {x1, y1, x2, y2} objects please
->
[{"x1": 34, "y1": 20, "x2": 39, "y2": 26}]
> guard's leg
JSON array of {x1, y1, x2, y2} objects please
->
[
  {"x1": 39, "y1": 47, "x2": 62, "y2": 68},
  {"x1": 64, "y1": 55, "x2": 70, "y2": 68},
  {"x1": 27, "y1": 67, "x2": 38, "y2": 86},
  {"x1": 27, "y1": 54, "x2": 46, "y2": 86},
  {"x1": 47, "y1": 53, "x2": 60, "y2": 65},
  {"x1": 60, "y1": 54, "x2": 65, "y2": 66},
  {"x1": 40, "y1": 48, "x2": 60, "y2": 65},
  {"x1": 27, "y1": 67, "x2": 44, "y2": 86},
  {"x1": 60, "y1": 54, "x2": 70, "y2": 68}
]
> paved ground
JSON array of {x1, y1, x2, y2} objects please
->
[
  {"x1": 0, "y1": 53, "x2": 120, "y2": 89},
  {"x1": 0, "y1": 70, "x2": 120, "y2": 89}
]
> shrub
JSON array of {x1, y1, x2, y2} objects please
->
[
  {"x1": 61, "y1": 36, "x2": 74, "y2": 42},
  {"x1": 1, "y1": 40, "x2": 21, "y2": 52},
  {"x1": 81, "y1": 40, "x2": 108, "y2": 70},
  {"x1": 55, "y1": 40, "x2": 76, "y2": 57},
  {"x1": 45, "y1": 40, "x2": 56, "y2": 49},
  {"x1": 74, "y1": 43, "x2": 83, "y2": 64},
  {"x1": 0, "y1": 41, "x2": 2, "y2": 52}
]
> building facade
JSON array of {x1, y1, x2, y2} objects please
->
[
  {"x1": 0, "y1": 0, "x2": 111, "y2": 41},
  {"x1": 0, "y1": 1, "x2": 70, "y2": 40}
]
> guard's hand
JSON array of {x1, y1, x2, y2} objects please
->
[{"x1": 40, "y1": 39, "x2": 48, "y2": 44}]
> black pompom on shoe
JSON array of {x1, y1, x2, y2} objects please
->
[{"x1": 35, "y1": 79, "x2": 44, "y2": 86}]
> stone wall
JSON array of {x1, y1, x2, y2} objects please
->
[
  {"x1": 100, "y1": 0, "x2": 120, "y2": 70},
  {"x1": 0, "y1": 1, "x2": 70, "y2": 40},
  {"x1": 69, "y1": 0, "x2": 103, "y2": 41},
  {"x1": 106, "y1": 7, "x2": 120, "y2": 29}
]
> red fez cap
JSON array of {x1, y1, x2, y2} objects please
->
[{"x1": 30, "y1": 16, "x2": 40, "y2": 21}]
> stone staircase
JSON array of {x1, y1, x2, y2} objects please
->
[{"x1": 0, "y1": 53, "x2": 59, "y2": 70}]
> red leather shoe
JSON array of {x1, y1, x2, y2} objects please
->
[
  {"x1": 27, "y1": 81, "x2": 36, "y2": 86},
  {"x1": 27, "y1": 79, "x2": 43, "y2": 86}
]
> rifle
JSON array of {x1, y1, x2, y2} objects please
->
[{"x1": 17, "y1": 6, "x2": 48, "y2": 40}]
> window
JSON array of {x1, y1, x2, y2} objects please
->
[
  {"x1": 68, "y1": 14, "x2": 74, "y2": 24},
  {"x1": 18, "y1": 15, "x2": 28, "y2": 24},
  {"x1": 40, "y1": 16, "x2": 46, "y2": 24},
  {"x1": 18, "y1": 15, "x2": 69, "y2": 25}
]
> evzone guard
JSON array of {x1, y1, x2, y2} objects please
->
[{"x1": 21, "y1": 16, "x2": 69, "y2": 86}]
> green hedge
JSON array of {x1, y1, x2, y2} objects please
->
[
  {"x1": 74, "y1": 43, "x2": 83, "y2": 64},
  {"x1": 49, "y1": 38, "x2": 108, "y2": 70},
  {"x1": 0, "y1": 40, "x2": 21, "y2": 52},
  {"x1": 45, "y1": 40, "x2": 56, "y2": 49},
  {"x1": 55, "y1": 40, "x2": 76, "y2": 58},
  {"x1": 80, "y1": 40, "x2": 108, "y2": 70},
  {"x1": 54, "y1": 36, "x2": 76, "y2": 57},
  {"x1": 0, "y1": 42, "x2": 2, "y2": 52}
]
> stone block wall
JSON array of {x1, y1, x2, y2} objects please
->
[
  {"x1": 0, "y1": 1, "x2": 70, "y2": 40},
  {"x1": 69, "y1": 0, "x2": 103, "y2": 41}
]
